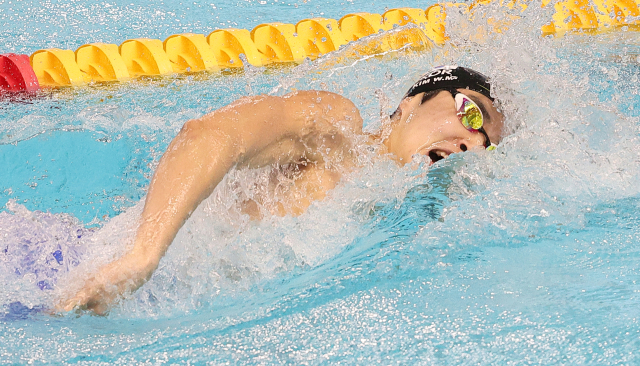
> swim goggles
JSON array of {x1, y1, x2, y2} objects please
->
[
  {"x1": 447, "y1": 89, "x2": 496, "y2": 150},
  {"x1": 409, "y1": 86, "x2": 498, "y2": 151}
]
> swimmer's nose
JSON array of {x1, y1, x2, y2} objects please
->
[{"x1": 456, "y1": 133, "x2": 486, "y2": 152}]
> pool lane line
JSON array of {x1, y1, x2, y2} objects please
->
[{"x1": 1, "y1": 0, "x2": 639, "y2": 94}]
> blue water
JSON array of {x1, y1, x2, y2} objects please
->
[{"x1": 3, "y1": 0, "x2": 640, "y2": 364}]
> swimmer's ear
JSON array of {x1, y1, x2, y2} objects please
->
[
  {"x1": 390, "y1": 107, "x2": 401, "y2": 120},
  {"x1": 391, "y1": 95, "x2": 418, "y2": 121}
]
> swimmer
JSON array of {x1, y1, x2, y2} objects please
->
[{"x1": 58, "y1": 65, "x2": 505, "y2": 315}]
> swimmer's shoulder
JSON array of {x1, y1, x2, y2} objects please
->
[
  {"x1": 193, "y1": 90, "x2": 362, "y2": 137},
  {"x1": 282, "y1": 90, "x2": 363, "y2": 134}
]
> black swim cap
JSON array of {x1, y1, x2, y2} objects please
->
[{"x1": 404, "y1": 65, "x2": 493, "y2": 101}]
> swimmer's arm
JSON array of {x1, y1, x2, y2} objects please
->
[
  {"x1": 138, "y1": 90, "x2": 362, "y2": 266},
  {"x1": 59, "y1": 91, "x2": 362, "y2": 314}
]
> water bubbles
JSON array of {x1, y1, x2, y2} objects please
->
[
  {"x1": 2, "y1": 0, "x2": 640, "y2": 363},
  {"x1": 0, "y1": 200, "x2": 89, "y2": 308}
]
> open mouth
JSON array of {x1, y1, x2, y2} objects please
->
[{"x1": 428, "y1": 149, "x2": 449, "y2": 164}]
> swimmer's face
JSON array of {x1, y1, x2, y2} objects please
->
[{"x1": 385, "y1": 89, "x2": 504, "y2": 165}]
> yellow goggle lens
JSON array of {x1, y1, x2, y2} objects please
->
[
  {"x1": 455, "y1": 93, "x2": 484, "y2": 130},
  {"x1": 452, "y1": 91, "x2": 496, "y2": 150},
  {"x1": 461, "y1": 107, "x2": 483, "y2": 130}
]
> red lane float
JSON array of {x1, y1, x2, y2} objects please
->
[{"x1": 0, "y1": 53, "x2": 40, "y2": 93}]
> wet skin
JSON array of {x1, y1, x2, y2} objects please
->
[
  {"x1": 58, "y1": 88, "x2": 504, "y2": 315},
  {"x1": 385, "y1": 89, "x2": 504, "y2": 165}
]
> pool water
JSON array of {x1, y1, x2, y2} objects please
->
[{"x1": 3, "y1": 0, "x2": 640, "y2": 364}]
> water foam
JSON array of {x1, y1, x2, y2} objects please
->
[{"x1": 3, "y1": 2, "x2": 640, "y2": 362}]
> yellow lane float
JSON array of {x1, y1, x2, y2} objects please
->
[
  {"x1": 424, "y1": 4, "x2": 449, "y2": 44},
  {"x1": 207, "y1": 29, "x2": 266, "y2": 68},
  {"x1": 30, "y1": 49, "x2": 85, "y2": 87},
  {"x1": 251, "y1": 23, "x2": 307, "y2": 64},
  {"x1": 592, "y1": 0, "x2": 640, "y2": 27},
  {"x1": 337, "y1": 13, "x2": 394, "y2": 54},
  {"x1": 75, "y1": 43, "x2": 130, "y2": 82},
  {"x1": 338, "y1": 13, "x2": 391, "y2": 42},
  {"x1": 383, "y1": 8, "x2": 430, "y2": 31},
  {"x1": 164, "y1": 33, "x2": 219, "y2": 73},
  {"x1": 382, "y1": 8, "x2": 443, "y2": 47},
  {"x1": 296, "y1": 18, "x2": 348, "y2": 59},
  {"x1": 119, "y1": 38, "x2": 173, "y2": 77},
  {"x1": 539, "y1": 0, "x2": 599, "y2": 34}
]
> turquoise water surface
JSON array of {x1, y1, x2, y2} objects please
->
[{"x1": 3, "y1": 0, "x2": 640, "y2": 364}]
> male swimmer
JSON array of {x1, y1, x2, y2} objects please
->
[{"x1": 58, "y1": 65, "x2": 505, "y2": 315}]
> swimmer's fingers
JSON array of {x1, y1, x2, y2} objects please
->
[
  {"x1": 59, "y1": 298, "x2": 81, "y2": 313},
  {"x1": 53, "y1": 283, "x2": 87, "y2": 314},
  {"x1": 58, "y1": 297, "x2": 109, "y2": 316},
  {"x1": 60, "y1": 292, "x2": 91, "y2": 313},
  {"x1": 55, "y1": 254, "x2": 153, "y2": 316},
  {"x1": 56, "y1": 289, "x2": 91, "y2": 314},
  {"x1": 56, "y1": 279, "x2": 111, "y2": 316}
]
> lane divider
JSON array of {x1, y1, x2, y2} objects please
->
[
  {"x1": 30, "y1": 49, "x2": 85, "y2": 87},
  {"x1": 1, "y1": 0, "x2": 639, "y2": 94},
  {"x1": 165, "y1": 33, "x2": 219, "y2": 73},
  {"x1": 208, "y1": 29, "x2": 267, "y2": 67},
  {"x1": 0, "y1": 54, "x2": 40, "y2": 92},
  {"x1": 252, "y1": 23, "x2": 308, "y2": 64},
  {"x1": 339, "y1": 13, "x2": 391, "y2": 42},
  {"x1": 76, "y1": 43, "x2": 131, "y2": 82}
]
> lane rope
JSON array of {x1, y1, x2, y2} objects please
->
[{"x1": 1, "y1": 0, "x2": 638, "y2": 93}]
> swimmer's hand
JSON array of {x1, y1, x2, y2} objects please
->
[
  {"x1": 56, "y1": 91, "x2": 362, "y2": 315},
  {"x1": 57, "y1": 250, "x2": 157, "y2": 316}
]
